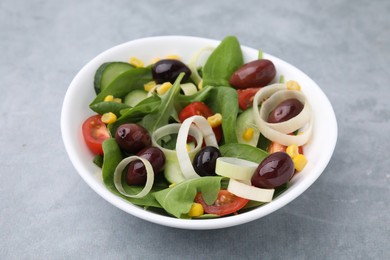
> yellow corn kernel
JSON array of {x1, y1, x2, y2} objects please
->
[
  {"x1": 113, "y1": 98, "x2": 122, "y2": 103},
  {"x1": 165, "y1": 54, "x2": 181, "y2": 60},
  {"x1": 286, "y1": 144, "x2": 299, "y2": 158},
  {"x1": 150, "y1": 57, "x2": 160, "y2": 64},
  {"x1": 157, "y1": 82, "x2": 173, "y2": 95},
  {"x1": 101, "y1": 112, "x2": 117, "y2": 124},
  {"x1": 207, "y1": 113, "x2": 222, "y2": 128},
  {"x1": 188, "y1": 203, "x2": 204, "y2": 217},
  {"x1": 186, "y1": 144, "x2": 191, "y2": 152},
  {"x1": 104, "y1": 95, "x2": 114, "y2": 102},
  {"x1": 286, "y1": 80, "x2": 301, "y2": 91},
  {"x1": 144, "y1": 81, "x2": 157, "y2": 92},
  {"x1": 242, "y1": 128, "x2": 254, "y2": 142},
  {"x1": 129, "y1": 57, "x2": 144, "y2": 68},
  {"x1": 292, "y1": 154, "x2": 307, "y2": 172},
  {"x1": 198, "y1": 80, "x2": 203, "y2": 90}
]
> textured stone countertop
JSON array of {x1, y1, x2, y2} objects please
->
[{"x1": 1, "y1": 0, "x2": 389, "y2": 259}]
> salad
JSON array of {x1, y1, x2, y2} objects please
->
[{"x1": 81, "y1": 36, "x2": 313, "y2": 219}]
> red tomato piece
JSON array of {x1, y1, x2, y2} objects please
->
[
  {"x1": 82, "y1": 115, "x2": 110, "y2": 155},
  {"x1": 237, "y1": 87, "x2": 261, "y2": 110},
  {"x1": 194, "y1": 190, "x2": 249, "y2": 216},
  {"x1": 179, "y1": 102, "x2": 222, "y2": 143}
]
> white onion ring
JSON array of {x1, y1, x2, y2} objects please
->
[
  {"x1": 176, "y1": 115, "x2": 218, "y2": 179},
  {"x1": 252, "y1": 83, "x2": 313, "y2": 146},
  {"x1": 113, "y1": 156, "x2": 154, "y2": 198},
  {"x1": 227, "y1": 179, "x2": 274, "y2": 202},
  {"x1": 215, "y1": 157, "x2": 258, "y2": 181}
]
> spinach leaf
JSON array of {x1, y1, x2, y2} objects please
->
[
  {"x1": 206, "y1": 87, "x2": 239, "y2": 144},
  {"x1": 102, "y1": 138, "x2": 124, "y2": 191},
  {"x1": 153, "y1": 177, "x2": 223, "y2": 218},
  {"x1": 90, "y1": 67, "x2": 152, "y2": 106},
  {"x1": 219, "y1": 143, "x2": 268, "y2": 163},
  {"x1": 175, "y1": 85, "x2": 213, "y2": 112},
  {"x1": 202, "y1": 36, "x2": 243, "y2": 87},
  {"x1": 90, "y1": 101, "x2": 130, "y2": 117},
  {"x1": 108, "y1": 95, "x2": 161, "y2": 136},
  {"x1": 141, "y1": 73, "x2": 184, "y2": 132}
]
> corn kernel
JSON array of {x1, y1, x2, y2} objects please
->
[
  {"x1": 198, "y1": 80, "x2": 203, "y2": 90},
  {"x1": 165, "y1": 54, "x2": 181, "y2": 60},
  {"x1": 286, "y1": 80, "x2": 301, "y2": 91},
  {"x1": 104, "y1": 95, "x2": 114, "y2": 102},
  {"x1": 129, "y1": 57, "x2": 144, "y2": 68},
  {"x1": 186, "y1": 144, "x2": 191, "y2": 152},
  {"x1": 207, "y1": 113, "x2": 222, "y2": 128},
  {"x1": 292, "y1": 154, "x2": 307, "y2": 172},
  {"x1": 242, "y1": 128, "x2": 254, "y2": 142},
  {"x1": 157, "y1": 82, "x2": 173, "y2": 95},
  {"x1": 113, "y1": 98, "x2": 122, "y2": 103},
  {"x1": 101, "y1": 112, "x2": 117, "y2": 124},
  {"x1": 188, "y1": 203, "x2": 204, "y2": 217},
  {"x1": 144, "y1": 81, "x2": 157, "y2": 92},
  {"x1": 286, "y1": 144, "x2": 299, "y2": 158}
]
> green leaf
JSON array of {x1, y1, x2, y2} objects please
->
[
  {"x1": 90, "y1": 101, "x2": 130, "y2": 116},
  {"x1": 202, "y1": 36, "x2": 243, "y2": 87},
  {"x1": 174, "y1": 85, "x2": 213, "y2": 112},
  {"x1": 220, "y1": 143, "x2": 268, "y2": 163},
  {"x1": 141, "y1": 73, "x2": 184, "y2": 132},
  {"x1": 107, "y1": 95, "x2": 161, "y2": 136},
  {"x1": 153, "y1": 177, "x2": 223, "y2": 218},
  {"x1": 90, "y1": 67, "x2": 152, "y2": 106},
  {"x1": 206, "y1": 87, "x2": 239, "y2": 144}
]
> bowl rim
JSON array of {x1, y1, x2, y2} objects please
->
[{"x1": 61, "y1": 35, "x2": 338, "y2": 230}]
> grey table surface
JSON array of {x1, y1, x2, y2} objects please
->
[{"x1": 1, "y1": 0, "x2": 389, "y2": 259}]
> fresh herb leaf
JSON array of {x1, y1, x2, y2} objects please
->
[
  {"x1": 153, "y1": 177, "x2": 223, "y2": 218},
  {"x1": 141, "y1": 73, "x2": 185, "y2": 132},
  {"x1": 206, "y1": 87, "x2": 239, "y2": 144},
  {"x1": 202, "y1": 36, "x2": 243, "y2": 87},
  {"x1": 220, "y1": 143, "x2": 268, "y2": 163}
]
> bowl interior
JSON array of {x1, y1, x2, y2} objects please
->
[{"x1": 61, "y1": 36, "x2": 337, "y2": 229}]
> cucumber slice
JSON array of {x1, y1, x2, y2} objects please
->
[
  {"x1": 164, "y1": 160, "x2": 186, "y2": 184},
  {"x1": 94, "y1": 62, "x2": 134, "y2": 94},
  {"x1": 124, "y1": 89, "x2": 148, "y2": 107},
  {"x1": 236, "y1": 108, "x2": 260, "y2": 146}
]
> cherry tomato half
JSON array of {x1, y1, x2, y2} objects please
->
[
  {"x1": 194, "y1": 190, "x2": 249, "y2": 216},
  {"x1": 82, "y1": 115, "x2": 110, "y2": 155},
  {"x1": 179, "y1": 102, "x2": 222, "y2": 143},
  {"x1": 237, "y1": 87, "x2": 261, "y2": 110}
]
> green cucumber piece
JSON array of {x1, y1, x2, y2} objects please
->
[
  {"x1": 236, "y1": 107, "x2": 260, "y2": 146},
  {"x1": 124, "y1": 89, "x2": 148, "y2": 107},
  {"x1": 94, "y1": 62, "x2": 134, "y2": 94},
  {"x1": 164, "y1": 160, "x2": 186, "y2": 184}
]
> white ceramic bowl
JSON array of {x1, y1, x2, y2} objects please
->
[{"x1": 61, "y1": 36, "x2": 337, "y2": 230}]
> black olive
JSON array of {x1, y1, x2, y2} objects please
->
[
  {"x1": 152, "y1": 59, "x2": 191, "y2": 84},
  {"x1": 193, "y1": 146, "x2": 221, "y2": 176},
  {"x1": 115, "y1": 123, "x2": 151, "y2": 154},
  {"x1": 251, "y1": 152, "x2": 294, "y2": 189},
  {"x1": 125, "y1": 147, "x2": 165, "y2": 185}
]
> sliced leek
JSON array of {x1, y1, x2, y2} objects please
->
[
  {"x1": 215, "y1": 157, "x2": 258, "y2": 181},
  {"x1": 113, "y1": 156, "x2": 154, "y2": 198},
  {"x1": 176, "y1": 115, "x2": 218, "y2": 179},
  {"x1": 227, "y1": 179, "x2": 274, "y2": 202}
]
